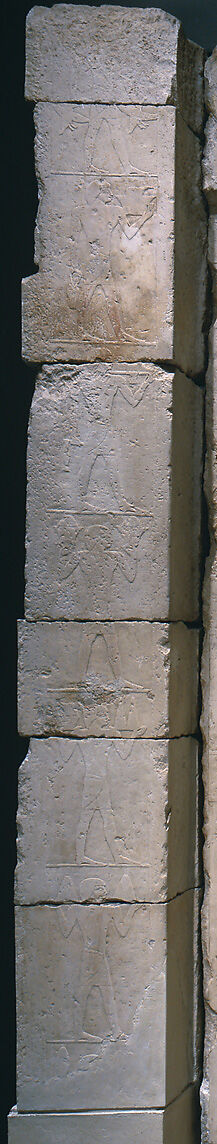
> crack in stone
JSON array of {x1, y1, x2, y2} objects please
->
[{"x1": 15, "y1": 887, "x2": 202, "y2": 909}]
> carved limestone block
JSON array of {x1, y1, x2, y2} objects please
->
[
  {"x1": 24, "y1": 364, "x2": 203, "y2": 622},
  {"x1": 22, "y1": 9, "x2": 206, "y2": 373},
  {"x1": 23, "y1": 104, "x2": 175, "y2": 364},
  {"x1": 8, "y1": 1086, "x2": 198, "y2": 1144},
  {"x1": 17, "y1": 620, "x2": 199, "y2": 739},
  {"x1": 11, "y1": 10, "x2": 206, "y2": 1143},
  {"x1": 15, "y1": 736, "x2": 198, "y2": 906},
  {"x1": 25, "y1": 5, "x2": 204, "y2": 128},
  {"x1": 15, "y1": 896, "x2": 196, "y2": 1111}
]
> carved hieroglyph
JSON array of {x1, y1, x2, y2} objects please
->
[
  {"x1": 201, "y1": 57, "x2": 217, "y2": 1142},
  {"x1": 11, "y1": 8, "x2": 206, "y2": 1144},
  {"x1": 22, "y1": 9, "x2": 206, "y2": 372},
  {"x1": 17, "y1": 619, "x2": 199, "y2": 739},
  {"x1": 15, "y1": 897, "x2": 195, "y2": 1111},
  {"x1": 25, "y1": 364, "x2": 202, "y2": 622},
  {"x1": 16, "y1": 737, "x2": 197, "y2": 905}
]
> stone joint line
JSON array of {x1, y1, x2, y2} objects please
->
[{"x1": 9, "y1": 8, "x2": 214, "y2": 1144}]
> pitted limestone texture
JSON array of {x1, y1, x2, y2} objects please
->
[
  {"x1": 15, "y1": 736, "x2": 198, "y2": 906},
  {"x1": 11, "y1": 9, "x2": 207, "y2": 1144},
  {"x1": 22, "y1": 9, "x2": 206, "y2": 372},
  {"x1": 25, "y1": 364, "x2": 203, "y2": 622},
  {"x1": 17, "y1": 619, "x2": 199, "y2": 739},
  {"x1": 15, "y1": 896, "x2": 196, "y2": 1111},
  {"x1": 8, "y1": 1089, "x2": 198, "y2": 1144},
  {"x1": 25, "y1": 5, "x2": 204, "y2": 126}
]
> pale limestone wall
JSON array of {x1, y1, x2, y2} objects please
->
[
  {"x1": 201, "y1": 49, "x2": 217, "y2": 1144},
  {"x1": 9, "y1": 8, "x2": 207, "y2": 1144}
]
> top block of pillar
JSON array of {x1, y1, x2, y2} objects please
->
[
  {"x1": 23, "y1": 7, "x2": 206, "y2": 372},
  {"x1": 25, "y1": 5, "x2": 204, "y2": 133}
]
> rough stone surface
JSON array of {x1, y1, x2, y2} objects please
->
[
  {"x1": 17, "y1": 620, "x2": 199, "y2": 739},
  {"x1": 12, "y1": 9, "x2": 206, "y2": 1139},
  {"x1": 207, "y1": 214, "x2": 217, "y2": 272},
  {"x1": 23, "y1": 105, "x2": 175, "y2": 365},
  {"x1": 15, "y1": 736, "x2": 197, "y2": 905},
  {"x1": 201, "y1": 79, "x2": 217, "y2": 1143},
  {"x1": 201, "y1": 557, "x2": 217, "y2": 1144},
  {"x1": 15, "y1": 896, "x2": 195, "y2": 1111},
  {"x1": 22, "y1": 102, "x2": 207, "y2": 373},
  {"x1": 25, "y1": 5, "x2": 204, "y2": 136},
  {"x1": 203, "y1": 118, "x2": 217, "y2": 199},
  {"x1": 25, "y1": 364, "x2": 203, "y2": 622},
  {"x1": 205, "y1": 49, "x2": 217, "y2": 120},
  {"x1": 203, "y1": 324, "x2": 217, "y2": 532},
  {"x1": 173, "y1": 113, "x2": 207, "y2": 377},
  {"x1": 34, "y1": 101, "x2": 173, "y2": 186},
  {"x1": 7, "y1": 1086, "x2": 198, "y2": 1144}
]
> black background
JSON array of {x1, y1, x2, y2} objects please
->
[{"x1": 1, "y1": 2, "x2": 217, "y2": 1141}]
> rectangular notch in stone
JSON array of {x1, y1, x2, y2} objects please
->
[
  {"x1": 24, "y1": 363, "x2": 202, "y2": 623},
  {"x1": 15, "y1": 736, "x2": 197, "y2": 905},
  {"x1": 17, "y1": 620, "x2": 199, "y2": 738}
]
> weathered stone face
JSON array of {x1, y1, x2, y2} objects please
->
[
  {"x1": 205, "y1": 48, "x2": 217, "y2": 118},
  {"x1": 12, "y1": 7, "x2": 206, "y2": 1143},
  {"x1": 16, "y1": 736, "x2": 197, "y2": 905},
  {"x1": 17, "y1": 619, "x2": 199, "y2": 739},
  {"x1": 23, "y1": 104, "x2": 176, "y2": 363},
  {"x1": 15, "y1": 895, "x2": 195, "y2": 1111},
  {"x1": 21, "y1": 8, "x2": 207, "y2": 373},
  {"x1": 25, "y1": 364, "x2": 202, "y2": 622},
  {"x1": 8, "y1": 1087, "x2": 197, "y2": 1144},
  {"x1": 22, "y1": 100, "x2": 207, "y2": 371},
  {"x1": 24, "y1": 4, "x2": 204, "y2": 131}
]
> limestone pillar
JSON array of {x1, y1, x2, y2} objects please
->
[
  {"x1": 8, "y1": 8, "x2": 207, "y2": 1143},
  {"x1": 201, "y1": 48, "x2": 217, "y2": 1144}
]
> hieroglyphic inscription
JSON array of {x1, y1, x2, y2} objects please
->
[
  {"x1": 16, "y1": 897, "x2": 194, "y2": 1110},
  {"x1": 23, "y1": 105, "x2": 175, "y2": 361},
  {"x1": 25, "y1": 363, "x2": 170, "y2": 618},
  {"x1": 25, "y1": 364, "x2": 202, "y2": 621},
  {"x1": 17, "y1": 620, "x2": 199, "y2": 738},
  {"x1": 16, "y1": 737, "x2": 197, "y2": 905}
]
